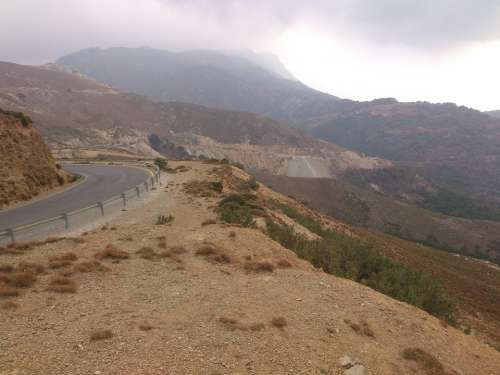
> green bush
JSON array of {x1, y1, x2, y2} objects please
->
[
  {"x1": 265, "y1": 211, "x2": 456, "y2": 323},
  {"x1": 154, "y1": 158, "x2": 168, "y2": 171},
  {"x1": 217, "y1": 194, "x2": 262, "y2": 227},
  {"x1": 156, "y1": 215, "x2": 174, "y2": 225},
  {"x1": 210, "y1": 181, "x2": 223, "y2": 193},
  {"x1": 0, "y1": 108, "x2": 32, "y2": 127},
  {"x1": 240, "y1": 176, "x2": 258, "y2": 191}
]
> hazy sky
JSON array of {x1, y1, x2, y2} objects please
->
[{"x1": 2, "y1": 0, "x2": 500, "y2": 110}]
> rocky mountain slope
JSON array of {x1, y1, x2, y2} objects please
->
[
  {"x1": 56, "y1": 47, "x2": 347, "y2": 126},
  {"x1": 256, "y1": 172, "x2": 500, "y2": 264},
  {"x1": 0, "y1": 108, "x2": 67, "y2": 209},
  {"x1": 0, "y1": 61, "x2": 387, "y2": 177},
  {"x1": 55, "y1": 48, "x2": 500, "y2": 204},
  {"x1": 311, "y1": 100, "x2": 500, "y2": 203},
  {"x1": 487, "y1": 110, "x2": 500, "y2": 119},
  {"x1": 1, "y1": 161, "x2": 499, "y2": 374}
]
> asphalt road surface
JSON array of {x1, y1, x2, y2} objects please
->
[{"x1": 0, "y1": 164, "x2": 150, "y2": 231}]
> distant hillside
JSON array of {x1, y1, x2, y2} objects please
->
[
  {"x1": 0, "y1": 61, "x2": 385, "y2": 177},
  {"x1": 487, "y1": 110, "x2": 500, "y2": 119},
  {"x1": 56, "y1": 47, "x2": 347, "y2": 125},
  {"x1": 311, "y1": 100, "x2": 500, "y2": 202},
  {"x1": 0, "y1": 109, "x2": 67, "y2": 209},
  {"x1": 256, "y1": 172, "x2": 500, "y2": 264}
]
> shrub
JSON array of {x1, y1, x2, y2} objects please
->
[
  {"x1": 90, "y1": 330, "x2": 114, "y2": 341},
  {"x1": 154, "y1": 158, "x2": 168, "y2": 171},
  {"x1": 265, "y1": 217, "x2": 456, "y2": 323},
  {"x1": 402, "y1": 348, "x2": 445, "y2": 375},
  {"x1": 94, "y1": 245, "x2": 129, "y2": 260},
  {"x1": 210, "y1": 181, "x2": 223, "y2": 193},
  {"x1": 271, "y1": 317, "x2": 287, "y2": 329},
  {"x1": 244, "y1": 261, "x2": 275, "y2": 273},
  {"x1": 156, "y1": 215, "x2": 174, "y2": 225},
  {"x1": 217, "y1": 194, "x2": 262, "y2": 227},
  {"x1": 47, "y1": 276, "x2": 77, "y2": 293},
  {"x1": 0, "y1": 108, "x2": 32, "y2": 127},
  {"x1": 240, "y1": 176, "x2": 258, "y2": 191},
  {"x1": 0, "y1": 285, "x2": 19, "y2": 297}
]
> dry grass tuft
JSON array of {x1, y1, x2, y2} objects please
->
[
  {"x1": 244, "y1": 261, "x2": 275, "y2": 273},
  {"x1": 139, "y1": 323, "x2": 154, "y2": 331},
  {"x1": 276, "y1": 259, "x2": 292, "y2": 268},
  {"x1": 90, "y1": 329, "x2": 114, "y2": 341},
  {"x1": 219, "y1": 316, "x2": 265, "y2": 332},
  {"x1": 345, "y1": 319, "x2": 375, "y2": 338},
  {"x1": 229, "y1": 231, "x2": 236, "y2": 238},
  {"x1": 74, "y1": 261, "x2": 110, "y2": 273},
  {"x1": 195, "y1": 245, "x2": 216, "y2": 256},
  {"x1": 2, "y1": 300, "x2": 19, "y2": 310},
  {"x1": 202, "y1": 219, "x2": 217, "y2": 226},
  {"x1": 94, "y1": 244, "x2": 129, "y2": 260},
  {"x1": 47, "y1": 276, "x2": 78, "y2": 294},
  {"x1": 7, "y1": 271, "x2": 37, "y2": 288},
  {"x1": 170, "y1": 246, "x2": 187, "y2": 255},
  {"x1": 48, "y1": 253, "x2": 78, "y2": 269},
  {"x1": 402, "y1": 348, "x2": 447, "y2": 375},
  {"x1": 17, "y1": 261, "x2": 45, "y2": 275},
  {"x1": 195, "y1": 245, "x2": 231, "y2": 264},
  {"x1": 271, "y1": 316, "x2": 287, "y2": 329},
  {"x1": 0, "y1": 264, "x2": 14, "y2": 273},
  {"x1": 0, "y1": 284, "x2": 19, "y2": 298},
  {"x1": 136, "y1": 247, "x2": 158, "y2": 261}
]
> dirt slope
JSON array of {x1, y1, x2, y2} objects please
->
[
  {"x1": 1, "y1": 161, "x2": 499, "y2": 374},
  {"x1": 0, "y1": 109, "x2": 67, "y2": 209}
]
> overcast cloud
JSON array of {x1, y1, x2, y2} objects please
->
[{"x1": 1, "y1": 0, "x2": 500, "y2": 110}]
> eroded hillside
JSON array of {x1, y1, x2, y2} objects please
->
[
  {"x1": 0, "y1": 109, "x2": 68, "y2": 209},
  {"x1": 0, "y1": 62, "x2": 387, "y2": 178},
  {"x1": 1, "y1": 161, "x2": 499, "y2": 374}
]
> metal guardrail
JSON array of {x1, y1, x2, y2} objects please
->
[{"x1": 0, "y1": 165, "x2": 161, "y2": 245}]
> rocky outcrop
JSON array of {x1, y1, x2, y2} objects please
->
[{"x1": 0, "y1": 109, "x2": 66, "y2": 209}]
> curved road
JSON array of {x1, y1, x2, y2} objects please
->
[{"x1": 0, "y1": 164, "x2": 150, "y2": 231}]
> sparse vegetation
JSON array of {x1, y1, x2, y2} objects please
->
[
  {"x1": 201, "y1": 219, "x2": 217, "y2": 226},
  {"x1": 94, "y1": 244, "x2": 130, "y2": 260},
  {"x1": 271, "y1": 317, "x2": 287, "y2": 329},
  {"x1": 47, "y1": 276, "x2": 78, "y2": 294},
  {"x1": 345, "y1": 319, "x2": 375, "y2": 337},
  {"x1": 0, "y1": 108, "x2": 32, "y2": 127},
  {"x1": 156, "y1": 214, "x2": 174, "y2": 225},
  {"x1": 2, "y1": 300, "x2": 19, "y2": 310},
  {"x1": 217, "y1": 194, "x2": 263, "y2": 227},
  {"x1": 154, "y1": 158, "x2": 168, "y2": 171},
  {"x1": 402, "y1": 348, "x2": 447, "y2": 375},
  {"x1": 195, "y1": 245, "x2": 231, "y2": 264},
  {"x1": 266, "y1": 204, "x2": 456, "y2": 323},
  {"x1": 240, "y1": 176, "x2": 258, "y2": 191},
  {"x1": 244, "y1": 260, "x2": 275, "y2": 273},
  {"x1": 48, "y1": 253, "x2": 78, "y2": 269},
  {"x1": 219, "y1": 316, "x2": 265, "y2": 332},
  {"x1": 74, "y1": 261, "x2": 110, "y2": 273},
  {"x1": 90, "y1": 329, "x2": 114, "y2": 341}
]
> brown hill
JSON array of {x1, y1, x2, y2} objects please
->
[
  {"x1": 0, "y1": 61, "x2": 386, "y2": 177},
  {"x1": 1, "y1": 160, "x2": 499, "y2": 374},
  {"x1": 0, "y1": 109, "x2": 67, "y2": 209},
  {"x1": 311, "y1": 100, "x2": 500, "y2": 203}
]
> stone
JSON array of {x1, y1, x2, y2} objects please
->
[
  {"x1": 339, "y1": 356, "x2": 355, "y2": 368},
  {"x1": 345, "y1": 364, "x2": 365, "y2": 375}
]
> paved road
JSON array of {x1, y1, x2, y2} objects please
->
[{"x1": 0, "y1": 164, "x2": 150, "y2": 231}]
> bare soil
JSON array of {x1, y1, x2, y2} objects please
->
[{"x1": 1, "y1": 161, "x2": 499, "y2": 374}]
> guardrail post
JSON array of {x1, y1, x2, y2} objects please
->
[
  {"x1": 136, "y1": 186, "x2": 141, "y2": 197},
  {"x1": 62, "y1": 213, "x2": 69, "y2": 229},
  {"x1": 7, "y1": 228, "x2": 15, "y2": 243},
  {"x1": 98, "y1": 202, "x2": 104, "y2": 216},
  {"x1": 121, "y1": 193, "x2": 127, "y2": 208}
]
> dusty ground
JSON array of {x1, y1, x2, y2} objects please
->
[{"x1": 1, "y1": 161, "x2": 500, "y2": 375}]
